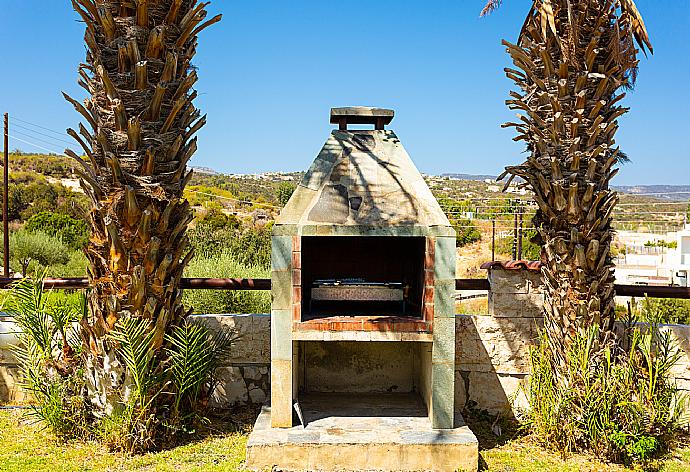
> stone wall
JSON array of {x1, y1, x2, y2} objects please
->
[
  {"x1": 2, "y1": 271, "x2": 689, "y2": 418},
  {"x1": 456, "y1": 267, "x2": 690, "y2": 416}
]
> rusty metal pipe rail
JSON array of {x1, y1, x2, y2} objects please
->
[
  {"x1": 0, "y1": 278, "x2": 688, "y2": 299},
  {"x1": 0, "y1": 277, "x2": 271, "y2": 291}
]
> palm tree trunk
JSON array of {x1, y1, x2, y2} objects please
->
[
  {"x1": 65, "y1": 0, "x2": 220, "y2": 416},
  {"x1": 495, "y1": 0, "x2": 651, "y2": 368}
]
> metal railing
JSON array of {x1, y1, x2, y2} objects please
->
[{"x1": 1, "y1": 277, "x2": 688, "y2": 299}]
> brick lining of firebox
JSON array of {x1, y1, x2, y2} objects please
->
[{"x1": 292, "y1": 235, "x2": 436, "y2": 334}]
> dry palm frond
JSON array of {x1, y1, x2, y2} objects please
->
[
  {"x1": 481, "y1": 0, "x2": 503, "y2": 17},
  {"x1": 620, "y1": 0, "x2": 653, "y2": 54},
  {"x1": 495, "y1": 0, "x2": 652, "y2": 370},
  {"x1": 66, "y1": 0, "x2": 220, "y2": 434}
]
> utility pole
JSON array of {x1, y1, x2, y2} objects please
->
[
  {"x1": 517, "y1": 211, "x2": 524, "y2": 260},
  {"x1": 491, "y1": 219, "x2": 496, "y2": 262},
  {"x1": 3, "y1": 113, "x2": 9, "y2": 278},
  {"x1": 512, "y1": 212, "x2": 518, "y2": 261}
]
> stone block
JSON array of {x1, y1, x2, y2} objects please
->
[
  {"x1": 271, "y1": 236, "x2": 293, "y2": 271},
  {"x1": 455, "y1": 336, "x2": 489, "y2": 370},
  {"x1": 434, "y1": 280, "x2": 456, "y2": 318},
  {"x1": 434, "y1": 237, "x2": 457, "y2": 281},
  {"x1": 454, "y1": 370, "x2": 468, "y2": 412},
  {"x1": 300, "y1": 225, "x2": 317, "y2": 236},
  {"x1": 431, "y1": 362, "x2": 455, "y2": 429},
  {"x1": 271, "y1": 271, "x2": 292, "y2": 310},
  {"x1": 428, "y1": 225, "x2": 456, "y2": 237},
  {"x1": 246, "y1": 405, "x2": 478, "y2": 472},
  {"x1": 271, "y1": 310, "x2": 292, "y2": 361},
  {"x1": 455, "y1": 314, "x2": 480, "y2": 336},
  {"x1": 303, "y1": 342, "x2": 415, "y2": 393},
  {"x1": 457, "y1": 316, "x2": 540, "y2": 374},
  {"x1": 0, "y1": 364, "x2": 22, "y2": 403},
  {"x1": 210, "y1": 366, "x2": 248, "y2": 407},
  {"x1": 244, "y1": 366, "x2": 263, "y2": 381},
  {"x1": 488, "y1": 268, "x2": 544, "y2": 294},
  {"x1": 270, "y1": 359, "x2": 294, "y2": 428},
  {"x1": 248, "y1": 386, "x2": 267, "y2": 404},
  {"x1": 189, "y1": 314, "x2": 270, "y2": 365},
  {"x1": 489, "y1": 292, "x2": 545, "y2": 318},
  {"x1": 316, "y1": 225, "x2": 335, "y2": 236},
  {"x1": 303, "y1": 154, "x2": 338, "y2": 191},
  {"x1": 433, "y1": 318, "x2": 456, "y2": 364},
  {"x1": 253, "y1": 315, "x2": 272, "y2": 363},
  {"x1": 271, "y1": 224, "x2": 297, "y2": 236},
  {"x1": 466, "y1": 371, "x2": 528, "y2": 416}
]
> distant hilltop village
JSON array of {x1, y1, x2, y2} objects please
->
[{"x1": 190, "y1": 167, "x2": 690, "y2": 201}]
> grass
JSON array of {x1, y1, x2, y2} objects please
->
[
  {"x1": 0, "y1": 409, "x2": 250, "y2": 472},
  {"x1": 1, "y1": 409, "x2": 688, "y2": 471},
  {"x1": 465, "y1": 412, "x2": 690, "y2": 472}
]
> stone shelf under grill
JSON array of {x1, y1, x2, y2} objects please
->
[{"x1": 246, "y1": 393, "x2": 478, "y2": 471}]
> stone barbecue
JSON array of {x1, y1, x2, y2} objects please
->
[{"x1": 269, "y1": 106, "x2": 457, "y2": 428}]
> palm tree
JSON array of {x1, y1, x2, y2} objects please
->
[
  {"x1": 64, "y1": 1, "x2": 220, "y2": 417},
  {"x1": 483, "y1": 0, "x2": 651, "y2": 369}
]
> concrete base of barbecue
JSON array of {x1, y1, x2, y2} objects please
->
[{"x1": 246, "y1": 394, "x2": 478, "y2": 472}]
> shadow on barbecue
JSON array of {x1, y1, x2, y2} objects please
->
[{"x1": 296, "y1": 393, "x2": 429, "y2": 426}]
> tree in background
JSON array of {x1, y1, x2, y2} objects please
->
[
  {"x1": 63, "y1": 0, "x2": 220, "y2": 447},
  {"x1": 26, "y1": 211, "x2": 89, "y2": 250},
  {"x1": 451, "y1": 218, "x2": 482, "y2": 248},
  {"x1": 484, "y1": 0, "x2": 651, "y2": 367},
  {"x1": 277, "y1": 181, "x2": 296, "y2": 207},
  {"x1": 5, "y1": 230, "x2": 70, "y2": 277}
]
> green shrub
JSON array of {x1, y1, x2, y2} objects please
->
[
  {"x1": 4, "y1": 278, "x2": 88, "y2": 439},
  {"x1": 3, "y1": 230, "x2": 70, "y2": 277},
  {"x1": 183, "y1": 251, "x2": 270, "y2": 314},
  {"x1": 195, "y1": 202, "x2": 240, "y2": 231},
  {"x1": 188, "y1": 223, "x2": 272, "y2": 270},
  {"x1": 495, "y1": 229, "x2": 541, "y2": 260},
  {"x1": 277, "y1": 182, "x2": 296, "y2": 206},
  {"x1": 6, "y1": 277, "x2": 236, "y2": 452},
  {"x1": 451, "y1": 218, "x2": 481, "y2": 247},
  {"x1": 25, "y1": 212, "x2": 89, "y2": 250},
  {"x1": 641, "y1": 298, "x2": 690, "y2": 326},
  {"x1": 44, "y1": 250, "x2": 88, "y2": 278},
  {"x1": 644, "y1": 240, "x2": 677, "y2": 249},
  {"x1": 231, "y1": 224, "x2": 272, "y2": 269},
  {"x1": 522, "y1": 322, "x2": 688, "y2": 465},
  {"x1": 6, "y1": 174, "x2": 88, "y2": 222}
]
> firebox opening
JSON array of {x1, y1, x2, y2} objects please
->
[
  {"x1": 301, "y1": 236, "x2": 426, "y2": 321},
  {"x1": 295, "y1": 341, "x2": 432, "y2": 422}
]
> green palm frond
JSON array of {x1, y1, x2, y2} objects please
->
[
  {"x1": 4, "y1": 278, "x2": 53, "y2": 356},
  {"x1": 110, "y1": 318, "x2": 157, "y2": 401},
  {"x1": 165, "y1": 320, "x2": 237, "y2": 411}
]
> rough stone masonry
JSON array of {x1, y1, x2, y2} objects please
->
[{"x1": 2, "y1": 266, "x2": 688, "y2": 416}]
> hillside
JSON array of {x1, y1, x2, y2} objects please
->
[
  {"x1": 613, "y1": 185, "x2": 690, "y2": 202},
  {"x1": 5, "y1": 152, "x2": 688, "y2": 235}
]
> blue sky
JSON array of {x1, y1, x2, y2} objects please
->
[{"x1": 0, "y1": 1, "x2": 688, "y2": 185}]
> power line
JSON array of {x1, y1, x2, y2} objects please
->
[
  {"x1": 11, "y1": 122, "x2": 73, "y2": 146},
  {"x1": 10, "y1": 129, "x2": 72, "y2": 151},
  {"x1": 7, "y1": 134, "x2": 66, "y2": 156},
  {"x1": 12, "y1": 116, "x2": 70, "y2": 139},
  {"x1": 186, "y1": 189, "x2": 281, "y2": 209}
]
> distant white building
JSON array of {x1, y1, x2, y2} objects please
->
[{"x1": 668, "y1": 225, "x2": 690, "y2": 286}]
